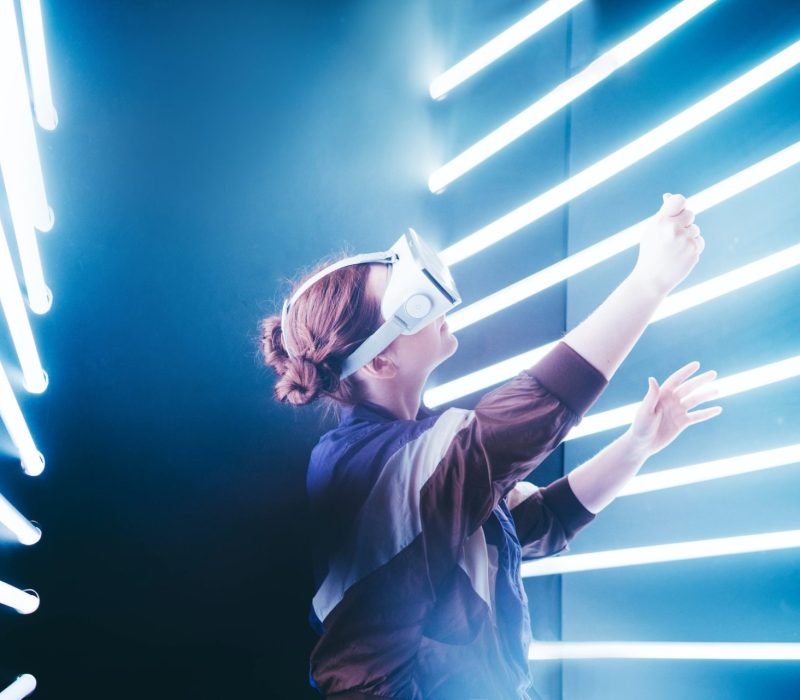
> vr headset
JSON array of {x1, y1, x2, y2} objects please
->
[{"x1": 280, "y1": 228, "x2": 462, "y2": 379}]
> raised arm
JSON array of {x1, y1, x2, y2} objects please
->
[{"x1": 562, "y1": 193, "x2": 704, "y2": 382}]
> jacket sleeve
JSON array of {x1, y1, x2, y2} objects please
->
[
  {"x1": 505, "y1": 474, "x2": 596, "y2": 560},
  {"x1": 417, "y1": 340, "x2": 607, "y2": 589}
]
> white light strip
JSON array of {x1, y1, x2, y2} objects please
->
[
  {"x1": 0, "y1": 491, "x2": 41, "y2": 545},
  {"x1": 522, "y1": 528, "x2": 800, "y2": 577},
  {"x1": 446, "y1": 141, "x2": 800, "y2": 332},
  {"x1": 568, "y1": 353, "x2": 800, "y2": 441},
  {"x1": 439, "y1": 38, "x2": 800, "y2": 266},
  {"x1": 621, "y1": 443, "x2": 800, "y2": 496},
  {"x1": 0, "y1": 219, "x2": 48, "y2": 394},
  {"x1": 0, "y1": 675, "x2": 37, "y2": 700},
  {"x1": 430, "y1": 0, "x2": 718, "y2": 191},
  {"x1": 425, "y1": 249, "x2": 800, "y2": 407},
  {"x1": 0, "y1": 579, "x2": 39, "y2": 614},
  {"x1": 529, "y1": 641, "x2": 800, "y2": 660},
  {"x1": 0, "y1": 359, "x2": 45, "y2": 476},
  {"x1": 19, "y1": 0, "x2": 58, "y2": 129},
  {"x1": 0, "y1": 0, "x2": 53, "y2": 233},
  {"x1": 429, "y1": 0, "x2": 585, "y2": 100}
]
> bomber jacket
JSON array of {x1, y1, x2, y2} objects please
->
[{"x1": 306, "y1": 340, "x2": 609, "y2": 699}]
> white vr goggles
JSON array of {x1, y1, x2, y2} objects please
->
[{"x1": 281, "y1": 227, "x2": 461, "y2": 379}]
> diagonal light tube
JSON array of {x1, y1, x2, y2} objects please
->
[
  {"x1": 0, "y1": 0, "x2": 53, "y2": 233},
  {"x1": 567, "y1": 353, "x2": 800, "y2": 441},
  {"x1": 0, "y1": 220, "x2": 48, "y2": 394},
  {"x1": 0, "y1": 358, "x2": 45, "y2": 475},
  {"x1": 445, "y1": 140, "x2": 800, "y2": 333},
  {"x1": 425, "y1": 245, "x2": 800, "y2": 407},
  {"x1": 522, "y1": 528, "x2": 800, "y2": 577},
  {"x1": 429, "y1": 0, "x2": 585, "y2": 100},
  {"x1": 0, "y1": 490, "x2": 41, "y2": 545},
  {"x1": 529, "y1": 641, "x2": 800, "y2": 660},
  {"x1": 19, "y1": 0, "x2": 58, "y2": 129},
  {"x1": 0, "y1": 675, "x2": 37, "y2": 700},
  {"x1": 620, "y1": 443, "x2": 800, "y2": 496},
  {"x1": 0, "y1": 579, "x2": 39, "y2": 614},
  {"x1": 439, "y1": 38, "x2": 800, "y2": 266},
  {"x1": 430, "y1": 0, "x2": 719, "y2": 191}
]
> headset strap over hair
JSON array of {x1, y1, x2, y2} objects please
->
[{"x1": 280, "y1": 249, "x2": 398, "y2": 359}]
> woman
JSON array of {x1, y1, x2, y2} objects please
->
[{"x1": 259, "y1": 193, "x2": 723, "y2": 700}]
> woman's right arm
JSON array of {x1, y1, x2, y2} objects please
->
[{"x1": 562, "y1": 193, "x2": 704, "y2": 382}]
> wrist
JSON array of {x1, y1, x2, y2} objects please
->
[
  {"x1": 628, "y1": 265, "x2": 672, "y2": 301},
  {"x1": 621, "y1": 426, "x2": 656, "y2": 463}
]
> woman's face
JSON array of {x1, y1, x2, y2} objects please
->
[{"x1": 366, "y1": 263, "x2": 458, "y2": 379}]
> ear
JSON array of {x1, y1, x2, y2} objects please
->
[{"x1": 363, "y1": 352, "x2": 398, "y2": 379}]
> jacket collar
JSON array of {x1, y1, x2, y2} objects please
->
[{"x1": 339, "y1": 399, "x2": 437, "y2": 425}]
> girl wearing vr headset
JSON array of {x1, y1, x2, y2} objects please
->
[{"x1": 260, "y1": 193, "x2": 722, "y2": 700}]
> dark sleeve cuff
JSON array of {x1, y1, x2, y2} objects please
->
[
  {"x1": 540, "y1": 473, "x2": 596, "y2": 536},
  {"x1": 524, "y1": 341, "x2": 608, "y2": 416}
]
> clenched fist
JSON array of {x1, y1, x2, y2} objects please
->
[{"x1": 633, "y1": 193, "x2": 705, "y2": 297}]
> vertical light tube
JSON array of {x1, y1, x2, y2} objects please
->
[
  {"x1": 19, "y1": 0, "x2": 58, "y2": 129},
  {"x1": 0, "y1": 219, "x2": 48, "y2": 393},
  {"x1": 0, "y1": 358, "x2": 45, "y2": 475},
  {"x1": 0, "y1": 0, "x2": 53, "y2": 233}
]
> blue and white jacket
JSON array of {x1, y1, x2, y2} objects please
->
[{"x1": 306, "y1": 341, "x2": 609, "y2": 699}]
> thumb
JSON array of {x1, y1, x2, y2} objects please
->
[{"x1": 643, "y1": 377, "x2": 659, "y2": 412}]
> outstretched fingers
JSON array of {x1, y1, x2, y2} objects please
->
[
  {"x1": 674, "y1": 369, "x2": 717, "y2": 401},
  {"x1": 685, "y1": 405, "x2": 723, "y2": 424},
  {"x1": 661, "y1": 360, "x2": 701, "y2": 393}
]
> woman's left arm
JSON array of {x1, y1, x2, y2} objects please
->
[{"x1": 568, "y1": 360, "x2": 724, "y2": 514}]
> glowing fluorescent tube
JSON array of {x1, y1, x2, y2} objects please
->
[
  {"x1": 19, "y1": 0, "x2": 58, "y2": 129},
  {"x1": 621, "y1": 443, "x2": 800, "y2": 496},
  {"x1": 529, "y1": 641, "x2": 800, "y2": 661},
  {"x1": 652, "y1": 243, "x2": 800, "y2": 321},
  {"x1": 522, "y1": 528, "x2": 800, "y2": 577},
  {"x1": 426, "y1": 252, "x2": 800, "y2": 407},
  {"x1": 0, "y1": 0, "x2": 53, "y2": 233},
  {"x1": 0, "y1": 580, "x2": 39, "y2": 614},
  {"x1": 430, "y1": 0, "x2": 718, "y2": 191},
  {"x1": 0, "y1": 675, "x2": 37, "y2": 700},
  {"x1": 0, "y1": 491, "x2": 41, "y2": 545},
  {"x1": 440, "y1": 38, "x2": 800, "y2": 266},
  {"x1": 445, "y1": 140, "x2": 800, "y2": 332},
  {"x1": 568, "y1": 354, "x2": 800, "y2": 441},
  {"x1": 429, "y1": 0, "x2": 585, "y2": 100},
  {"x1": 0, "y1": 220, "x2": 48, "y2": 393},
  {"x1": 0, "y1": 360, "x2": 45, "y2": 475}
]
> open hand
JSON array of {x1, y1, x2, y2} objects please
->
[
  {"x1": 628, "y1": 360, "x2": 723, "y2": 458},
  {"x1": 633, "y1": 193, "x2": 705, "y2": 297}
]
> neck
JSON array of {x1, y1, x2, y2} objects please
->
[{"x1": 362, "y1": 374, "x2": 427, "y2": 421}]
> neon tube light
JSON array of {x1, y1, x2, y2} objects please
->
[
  {"x1": 0, "y1": 579, "x2": 39, "y2": 614},
  {"x1": 19, "y1": 0, "x2": 58, "y2": 129},
  {"x1": 0, "y1": 0, "x2": 53, "y2": 233},
  {"x1": 0, "y1": 220, "x2": 48, "y2": 394},
  {"x1": 0, "y1": 675, "x2": 37, "y2": 700},
  {"x1": 529, "y1": 641, "x2": 800, "y2": 660},
  {"x1": 439, "y1": 38, "x2": 800, "y2": 266},
  {"x1": 0, "y1": 491, "x2": 41, "y2": 545},
  {"x1": 0, "y1": 359, "x2": 45, "y2": 475},
  {"x1": 621, "y1": 443, "x2": 800, "y2": 496},
  {"x1": 568, "y1": 353, "x2": 800, "y2": 441},
  {"x1": 425, "y1": 251, "x2": 800, "y2": 407},
  {"x1": 445, "y1": 141, "x2": 800, "y2": 332},
  {"x1": 430, "y1": 0, "x2": 718, "y2": 191},
  {"x1": 522, "y1": 528, "x2": 800, "y2": 577},
  {"x1": 429, "y1": 0, "x2": 585, "y2": 100}
]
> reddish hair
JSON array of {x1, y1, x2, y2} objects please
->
[{"x1": 257, "y1": 251, "x2": 384, "y2": 415}]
